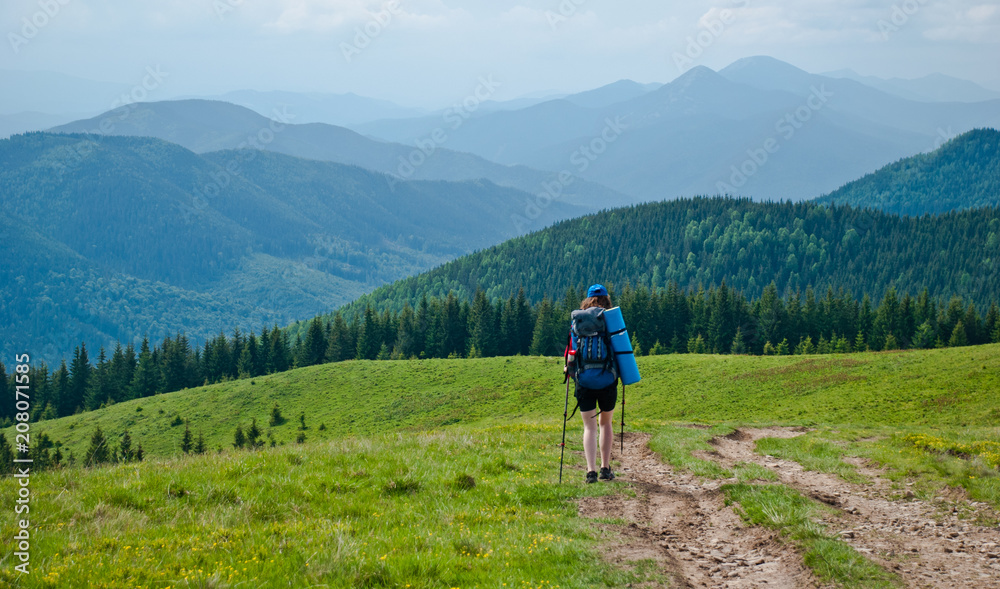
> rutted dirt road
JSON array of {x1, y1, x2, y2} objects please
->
[{"x1": 578, "y1": 429, "x2": 1000, "y2": 588}]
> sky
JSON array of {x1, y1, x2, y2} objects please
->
[{"x1": 2, "y1": 0, "x2": 999, "y2": 108}]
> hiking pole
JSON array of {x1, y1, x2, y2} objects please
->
[
  {"x1": 559, "y1": 378, "x2": 571, "y2": 484},
  {"x1": 620, "y1": 382, "x2": 625, "y2": 455}
]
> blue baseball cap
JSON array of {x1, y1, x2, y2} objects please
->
[{"x1": 587, "y1": 284, "x2": 608, "y2": 297}]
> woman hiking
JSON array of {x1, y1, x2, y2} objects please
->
[{"x1": 565, "y1": 284, "x2": 618, "y2": 484}]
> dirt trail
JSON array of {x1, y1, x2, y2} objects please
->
[
  {"x1": 577, "y1": 429, "x2": 1000, "y2": 588},
  {"x1": 578, "y1": 432, "x2": 828, "y2": 588}
]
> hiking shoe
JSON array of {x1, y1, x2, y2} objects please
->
[
  {"x1": 585, "y1": 471, "x2": 598, "y2": 484},
  {"x1": 599, "y1": 467, "x2": 615, "y2": 481}
]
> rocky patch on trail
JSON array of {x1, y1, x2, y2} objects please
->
[{"x1": 577, "y1": 428, "x2": 1000, "y2": 588}]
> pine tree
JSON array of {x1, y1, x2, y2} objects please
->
[
  {"x1": 269, "y1": 325, "x2": 291, "y2": 373},
  {"x1": 237, "y1": 345, "x2": 253, "y2": 379},
  {"x1": 119, "y1": 430, "x2": 134, "y2": 462},
  {"x1": 730, "y1": 327, "x2": 746, "y2": 355},
  {"x1": 913, "y1": 320, "x2": 936, "y2": 349},
  {"x1": 298, "y1": 412, "x2": 307, "y2": 431},
  {"x1": 529, "y1": 298, "x2": 557, "y2": 356},
  {"x1": 270, "y1": 403, "x2": 285, "y2": 426},
  {"x1": 468, "y1": 289, "x2": 497, "y2": 357},
  {"x1": 0, "y1": 433, "x2": 13, "y2": 474},
  {"x1": 948, "y1": 321, "x2": 968, "y2": 347},
  {"x1": 299, "y1": 316, "x2": 327, "y2": 367},
  {"x1": 247, "y1": 418, "x2": 263, "y2": 449},
  {"x1": 85, "y1": 426, "x2": 111, "y2": 466},
  {"x1": 776, "y1": 338, "x2": 791, "y2": 356},
  {"x1": 194, "y1": 431, "x2": 207, "y2": 454},
  {"x1": 130, "y1": 337, "x2": 159, "y2": 399},
  {"x1": 884, "y1": 333, "x2": 899, "y2": 351},
  {"x1": 356, "y1": 306, "x2": 380, "y2": 360},
  {"x1": 0, "y1": 362, "x2": 11, "y2": 425},
  {"x1": 180, "y1": 422, "x2": 194, "y2": 454},
  {"x1": 233, "y1": 425, "x2": 246, "y2": 449},
  {"x1": 84, "y1": 347, "x2": 110, "y2": 411},
  {"x1": 631, "y1": 333, "x2": 644, "y2": 357},
  {"x1": 853, "y1": 331, "x2": 867, "y2": 352},
  {"x1": 67, "y1": 343, "x2": 91, "y2": 415},
  {"x1": 325, "y1": 312, "x2": 351, "y2": 363}
]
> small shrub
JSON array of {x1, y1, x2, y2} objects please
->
[
  {"x1": 454, "y1": 473, "x2": 476, "y2": 490},
  {"x1": 269, "y1": 403, "x2": 285, "y2": 427},
  {"x1": 233, "y1": 425, "x2": 246, "y2": 449},
  {"x1": 384, "y1": 478, "x2": 420, "y2": 496},
  {"x1": 170, "y1": 415, "x2": 184, "y2": 427}
]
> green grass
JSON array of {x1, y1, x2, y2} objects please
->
[
  {"x1": 2, "y1": 345, "x2": 998, "y2": 586},
  {"x1": 766, "y1": 426, "x2": 1000, "y2": 512},
  {"x1": 723, "y1": 483, "x2": 902, "y2": 588},
  {"x1": 6, "y1": 344, "x2": 1000, "y2": 460},
  {"x1": 755, "y1": 436, "x2": 869, "y2": 484},
  {"x1": 733, "y1": 461, "x2": 779, "y2": 482},
  {"x1": 0, "y1": 425, "x2": 668, "y2": 588},
  {"x1": 648, "y1": 424, "x2": 734, "y2": 478}
]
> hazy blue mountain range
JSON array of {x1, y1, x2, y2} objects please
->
[
  {"x1": 815, "y1": 128, "x2": 1000, "y2": 215},
  {"x1": 349, "y1": 57, "x2": 1000, "y2": 202},
  {"x1": 0, "y1": 111, "x2": 79, "y2": 139},
  {"x1": 351, "y1": 79, "x2": 663, "y2": 142},
  {"x1": 191, "y1": 89, "x2": 427, "y2": 126},
  {"x1": 0, "y1": 132, "x2": 584, "y2": 362},
  {"x1": 50, "y1": 99, "x2": 631, "y2": 212},
  {"x1": 823, "y1": 69, "x2": 1000, "y2": 103}
]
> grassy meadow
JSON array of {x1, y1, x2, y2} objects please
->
[{"x1": 1, "y1": 344, "x2": 999, "y2": 587}]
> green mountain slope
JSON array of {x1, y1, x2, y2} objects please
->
[
  {"x1": 10, "y1": 344, "x2": 999, "y2": 459},
  {"x1": 339, "y1": 197, "x2": 1000, "y2": 314},
  {"x1": 815, "y1": 128, "x2": 1000, "y2": 214},
  {"x1": 0, "y1": 132, "x2": 582, "y2": 362}
]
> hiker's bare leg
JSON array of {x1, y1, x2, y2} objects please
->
[
  {"x1": 581, "y1": 409, "x2": 598, "y2": 473},
  {"x1": 599, "y1": 410, "x2": 614, "y2": 469}
]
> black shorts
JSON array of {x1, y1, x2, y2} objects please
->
[{"x1": 575, "y1": 382, "x2": 618, "y2": 413}]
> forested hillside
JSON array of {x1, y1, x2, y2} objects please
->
[
  {"x1": 816, "y1": 128, "x2": 1000, "y2": 214},
  {"x1": 336, "y1": 197, "x2": 1000, "y2": 316},
  {"x1": 0, "y1": 132, "x2": 581, "y2": 362}
]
